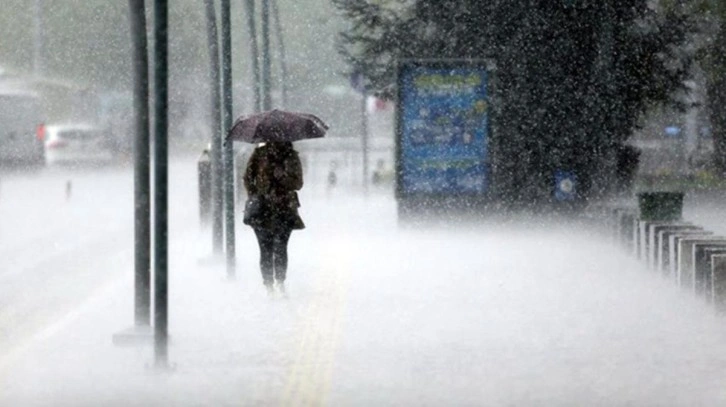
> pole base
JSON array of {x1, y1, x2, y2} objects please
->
[
  {"x1": 112, "y1": 324, "x2": 154, "y2": 347},
  {"x1": 145, "y1": 361, "x2": 177, "y2": 373}
]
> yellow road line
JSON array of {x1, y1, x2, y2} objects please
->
[
  {"x1": 280, "y1": 246, "x2": 353, "y2": 407},
  {"x1": 282, "y1": 282, "x2": 327, "y2": 405},
  {"x1": 319, "y1": 267, "x2": 351, "y2": 407}
]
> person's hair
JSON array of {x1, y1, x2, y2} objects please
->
[{"x1": 266, "y1": 141, "x2": 294, "y2": 162}]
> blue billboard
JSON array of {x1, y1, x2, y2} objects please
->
[{"x1": 397, "y1": 61, "x2": 490, "y2": 196}]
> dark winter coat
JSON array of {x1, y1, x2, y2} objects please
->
[{"x1": 243, "y1": 143, "x2": 305, "y2": 231}]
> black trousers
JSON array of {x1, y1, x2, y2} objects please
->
[{"x1": 253, "y1": 228, "x2": 292, "y2": 285}]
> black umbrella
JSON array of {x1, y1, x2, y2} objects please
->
[{"x1": 227, "y1": 109, "x2": 329, "y2": 144}]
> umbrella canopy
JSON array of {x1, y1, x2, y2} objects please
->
[{"x1": 227, "y1": 109, "x2": 329, "y2": 144}]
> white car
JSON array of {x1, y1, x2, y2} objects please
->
[{"x1": 44, "y1": 123, "x2": 114, "y2": 166}]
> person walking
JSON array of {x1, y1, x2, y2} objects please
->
[{"x1": 243, "y1": 141, "x2": 304, "y2": 296}]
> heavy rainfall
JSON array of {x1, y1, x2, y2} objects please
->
[{"x1": 1, "y1": 0, "x2": 726, "y2": 405}]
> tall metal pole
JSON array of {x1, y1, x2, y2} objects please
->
[
  {"x1": 361, "y1": 92, "x2": 369, "y2": 194},
  {"x1": 261, "y1": 0, "x2": 272, "y2": 110},
  {"x1": 153, "y1": 0, "x2": 169, "y2": 368},
  {"x1": 204, "y1": 0, "x2": 224, "y2": 255},
  {"x1": 244, "y1": 0, "x2": 262, "y2": 112},
  {"x1": 129, "y1": 0, "x2": 151, "y2": 327},
  {"x1": 270, "y1": 0, "x2": 289, "y2": 108},
  {"x1": 33, "y1": 0, "x2": 45, "y2": 76},
  {"x1": 221, "y1": 0, "x2": 236, "y2": 278},
  {"x1": 597, "y1": 1, "x2": 616, "y2": 195}
]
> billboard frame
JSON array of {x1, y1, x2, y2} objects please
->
[{"x1": 395, "y1": 58, "x2": 495, "y2": 209}]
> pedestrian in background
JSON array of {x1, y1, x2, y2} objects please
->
[{"x1": 243, "y1": 141, "x2": 304, "y2": 296}]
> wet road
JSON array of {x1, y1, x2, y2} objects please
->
[{"x1": 2, "y1": 158, "x2": 726, "y2": 405}]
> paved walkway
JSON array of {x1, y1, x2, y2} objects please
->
[{"x1": 3, "y1": 188, "x2": 726, "y2": 406}]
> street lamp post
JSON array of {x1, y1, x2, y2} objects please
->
[
  {"x1": 153, "y1": 0, "x2": 170, "y2": 368},
  {"x1": 221, "y1": 0, "x2": 236, "y2": 278},
  {"x1": 244, "y1": 0, "x2": 262, "y2": 112},
  {"x1": 361, "y1": 92, "x2": 369, "y2": 194},
  {"x1": 204, "y1": 0, "x2": 224, "y2": 256},
  {"x1": 261, "y1": 0, "x2": 272, "y2": 110},
  {"x1": 112, "y1": 0, "x2": 154, "y2": 348},
  {"x1": 271, "y1": 0, "x2": 289, "y2": 108},
  {"x1": 129, "y1": 0, "x2": 151, "y2": 328}
]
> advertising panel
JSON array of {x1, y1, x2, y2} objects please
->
[{"x1": 396, "y1": 61, "x2": 490, "y2": 197}]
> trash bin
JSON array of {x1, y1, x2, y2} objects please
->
[
  {"x1": 637, "y1": 191, "x2": 683, "y2": 222},
  {"x1": 198, "y1": 148, "x2": 212, "y2": 225}
]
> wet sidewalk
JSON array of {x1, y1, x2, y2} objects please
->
[{"x1": 3, "y1": 192, "x2": 726, "y2": 406}]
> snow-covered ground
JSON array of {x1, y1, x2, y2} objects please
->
[{"x1": 2, "y1": 157, "x2": 726, "y2": 406}]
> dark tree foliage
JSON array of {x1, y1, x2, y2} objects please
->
[
  {"x1": 334, "y1": 0, "x2": 694, "y2": 205},
  {"x1": 709, "y1": 26, "x2": 726, "y2": 174},
  {"x1": 693, "y1": 2, "x2": 726, "y2": 175},
  {"x1": 668, "y1": 0, "x2": 726, "y2": 174}
]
